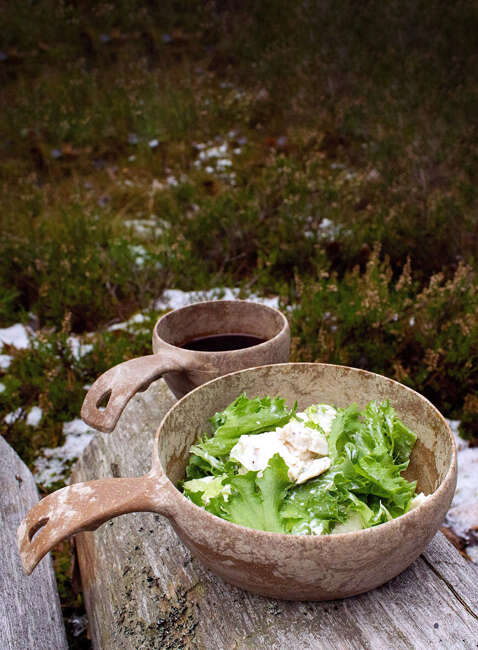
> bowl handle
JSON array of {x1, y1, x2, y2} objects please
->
[
  {"x1": 18, "y1": 471, "x2": 173, "y2": 575},
  {"x1": 81, "y1": 352, "x2": 185, "y2": 433}
]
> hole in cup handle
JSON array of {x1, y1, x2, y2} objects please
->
[
  {"x1": 18, "y1": 473, "x2": 175, "y2": 575},
  {"x1": 81, "y1": 353, "x2": 184, "y2": 433},
  {"x1": 96, "y1": 389, "x2": 112, "y2": 410}
]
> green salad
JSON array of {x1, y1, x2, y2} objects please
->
[{"x1": 181, "y1": 394, "x2": 428, "y2": 535}]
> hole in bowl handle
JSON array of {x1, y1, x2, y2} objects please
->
[
  {"x1": 18, "y1": 473, "x2": 172, "y2": 575},
  {"x1": 81, "y1": 353, "x2": 184, "y2": 432}
]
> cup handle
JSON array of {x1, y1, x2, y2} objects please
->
[
  {"x1": 18, "y1": 472, "x2": 173, "y2": 575},
  {"x1": 81, "y1": 352, "x2": 184, "y2": 433}
]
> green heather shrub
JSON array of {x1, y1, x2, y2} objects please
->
[
  {"x1": 157, "y1": 159, "x2": 331, "y2": 288},
  {"x1": 289, "y1": 246, "x2": 478, "y2": 421},
  {"x1": 0, "y1": 324, "x2": 84, "y2": 469},
  {"x1": 461, "y1": 393, "x2": 478, "y2": 439},
  {"x1": 0, "y1": 207, "x2": 166, "y2": 330},
  {"x1": 0, "y1": 311, "x2": 157, "y2": 470}
]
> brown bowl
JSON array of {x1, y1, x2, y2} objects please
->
[{"x1": 19, "y1": 363, "x2": 456, "y2": 600}]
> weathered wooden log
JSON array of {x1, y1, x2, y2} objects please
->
[
  {"x1": 0, "y1": 437, "x2": 68, "y2": 650},
  {"x1": 72, "y1": 380, "x2": 478, "y2": 649}
]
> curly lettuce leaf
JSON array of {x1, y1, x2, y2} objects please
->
[
  {"x1": 355, "y1": 455, "x2": 415, "y2": 510},
  {"x1": 282, "y1": 481, "x2": 349, "y2": 534},
  {"x1": 185, "y1": 444, "x2": 226, "y2": 479},
  {"x1": 358, "y1": 400, "x2": 416, "y2": 463},
  {"x1": 183, "y1": 475, "x2": 230, "y2": 509},
  {"x1": 220, "y1": 454, "x2": 290, "y2": 533},
  {"x1": 282, "y1": 400, "x2": 417, "y2": 532},
  {"x1": 192, "y1": 393, "x2": 295, "y2": 459},
  {"x1": 182, "y1": 395, "x2": 419, "y2": 536}
]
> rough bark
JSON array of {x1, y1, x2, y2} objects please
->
[{"x1": 0, "y1": 437, "x2": 68, "y2": 650}]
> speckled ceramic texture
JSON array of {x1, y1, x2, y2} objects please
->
[
  {"x1": 19, "y1": 364, "x2": 456, "y2": 600},
  {"x1": 81, "y1": 300, "x2": 290, "y2": 432}
]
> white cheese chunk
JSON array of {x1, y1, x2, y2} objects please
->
[
  {"x1": 230, "y1": 430, "x2": 289, "y2": 473},
  {"x1": 295, "y1": 456, "x2": 331, "y2": 484},
  {"x1": 278, "y1": 419, "x2": 329, "y2": 456},
  {"x1": 230, "y1": 415, "x2": 331, "y2": 484}
]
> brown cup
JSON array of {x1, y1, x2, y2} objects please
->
[{"x1": 81, "y1": 300, "x2": 290, "y2": 433}]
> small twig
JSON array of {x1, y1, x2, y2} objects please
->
[{"x1": 244, "y1": 273, "x2": 260, "y2": 290}]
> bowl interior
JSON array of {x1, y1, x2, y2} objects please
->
[{"x1": 157, "y1": 363, "x2": 454, "y2": 496}]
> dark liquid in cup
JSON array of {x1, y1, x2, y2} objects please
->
[{"x1": 182, "y1": 333, "x2": 266, "y2": 352}]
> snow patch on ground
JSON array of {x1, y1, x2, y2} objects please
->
[
  {"x1": 467, "y1": 545, "x2": 478, "y2": 563},
  {"x1": 67, "y1": 336, "x2": 94, "y2": 360},
  {"x1": 107, "y1": 287, "x2": 280, "y2": 332},
  {"x1": 0, "y1": 354, "x2": 12, "y2": 369},
  {"x1": 452, "y1": 444, "x2": 478, "y2": 509},
  {"x1": 33, "y1": 418, "x2": 96, "y2": 488},
  {"x1": 303, "y1": 216, "x2": 343, "y2": 241},
  {"x1": 0, "y1": 321, "x2": 94, "y2": 364},
  {"x1": 444, "y1": 418, "x2": 478, "y2": 556},
  {"x1": 124, "y1": 217, "x2": 167, "y2": 238},
  {"x1": 0, "y1": 322, "x2": 34, "y2": 370},
  {"x1": 129, "y1": 244, "x2": 148, "y2": 267},
  {"x1": 4, "y1": 405, "x2": 42, "y2": 426},
  {"x1": 192, "y1": 134, "x2": 244, "y2": 184},
  {"x1": 26, "y1": 406, "x2": 42, "y2": 427},
  {"x1": 154, "y1": 287, "x2": 280, "y2": 311},
  {"x1": 4, "y1": 408, "x2": 22, "y2": 424},
  {"x1": 127, "y1": 244, "x2": 162, "y2": 270},
  {"x1": 67, "y1": 335, "x2": 93, "y2": 361},
  {"x1": 108, "y1": 312, "x2": 148, "y2": 332},
  {"x1": 0, "y1": 323, "x2": 30, "y2": 349}
]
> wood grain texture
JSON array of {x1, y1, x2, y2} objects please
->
[
  {"x1": 72, "y1": 380, "x2": 478, "y2": 650},
  {"x1": 0, "y1": 437, "x2": 68, "y2": 650}
]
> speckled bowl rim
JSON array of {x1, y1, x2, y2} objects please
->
[
  {"x1": 156, "y1": 362, "x2": 457, "y2": 545},
  {"x1": 154, "y1": 299, "x2": 289, "y2": 357}
]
